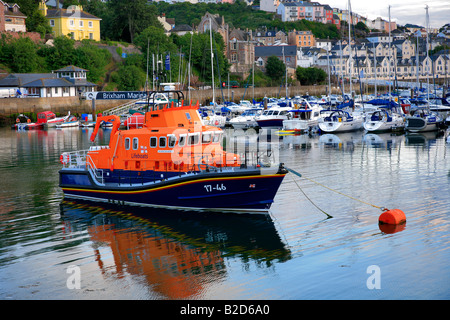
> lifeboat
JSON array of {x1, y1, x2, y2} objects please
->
[{"x1": 59, "y1": 91, "x2": 288, "y2": 213}]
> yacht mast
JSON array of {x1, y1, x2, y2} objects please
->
[
  {"x1": 388, "y1": 5, "x2": 392, "y2": 99},
  {"x1": 209, "y1": 17, "x2": 215, "y2": 105},
  {"x1": 425, "y1": 5, "x2": 430, "y2": 102},
  {"x1": 348, "y1": 0, "x2": 353, "y2": 98}
]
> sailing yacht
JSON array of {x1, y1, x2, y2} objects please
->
[
  {"x1": 364, "y1": 101, "x2": 405, "y2": 132},
  {"x1": 318, "y1": 109, "x2": 364, "y2": 133}
]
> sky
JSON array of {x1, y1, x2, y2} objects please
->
[{"x1": 323, "y1": 0, "x2": 450, "y2": 29}]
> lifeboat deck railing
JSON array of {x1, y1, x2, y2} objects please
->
[
  {"x1": 61, "y1": 147, "x2": 109, "y2": 185},
  {"x1": 61, "y1": 146, "x2": 278, "y2": 186}
]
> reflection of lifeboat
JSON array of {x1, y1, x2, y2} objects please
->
[
  {"x1": 59, "y1": 200, "x2": 291, "y2": 299},
  {"x1": 59, "y1": 91, "x2": 288, "y2": 213}
]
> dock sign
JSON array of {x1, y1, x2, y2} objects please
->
[{"x1": 85, "y1": 91, "x2": 148, "y2": 101}]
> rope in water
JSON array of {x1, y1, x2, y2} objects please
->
[
  {"x1": 286, "y1": 168, "x2": 387, "y2": 216},
  {"x1": 289, "y1": 174, "x2": 333, "y2": 219}
]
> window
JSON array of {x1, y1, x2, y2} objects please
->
[
  {"x1": 88, "y1": 21, "x2": 93, "y2": 28},
  {"x1": 202, "y1": 132, "x2": 212, "y2": 144},
  {"x1": 69, "y1": 20, "x2": 74, "y2": 27},
  {"x1": 125, "y1": 138, "x2": 131, "y2": 150},
  {"x1": 132, "y1": 138, "x2": 139, "y2": 150},
  {"x1": 213, "y1": 132, "x2": 222, "y2": 143},
  {"x1": 188, "y1": 133, "x2": 199, "y2": 146},
  {"x1": 89, "y1": 33, "x2": 93, "y2": 40},
  {"x1": 178, "y1": 134, "x2": 186, "y2": 147},
  {"x1": 168, "y1": 135, "x2": 176, "y2": 148},
  {"x1": 150, "y1": 137, "x2": 157, "y2": 148},
  {"x1": 79, "y1": 21, "x2": 83, "y2": 27},
  {"x1": 50, "y1": 20, "x2": 55, "y2": 27},
  {"x1": 159, "y1": 136, "x2": 166, "y2": 148}
]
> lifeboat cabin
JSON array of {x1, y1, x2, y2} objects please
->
[{"x1": 59, "y1": 91, "x2": 288, "y2": 213}]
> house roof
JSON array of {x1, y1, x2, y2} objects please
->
[
  {"x1": 54, "y1": 65, "x2": 89, "y2": 73},
  {"x1": 46, "y1": 8, "x2": 101, "y2": 20},
  {"x1": 0, "y1": 65, "x2": 95, "y2": 88},
  {"x1": 0, "y1": 73, "x2": 55, "y2": 87},
  {"x1": 2, "y1": 2, "x2": 26, "y2": 18},
  {"x1": 170, "y1": 24, "x2": 193, "y2": 32},
  {"x1": 255, "y1": 45, "x2": 297, "y2": 57},
  {"x1": 24, "y1": 78, "x2": 74, "y2": 88}
]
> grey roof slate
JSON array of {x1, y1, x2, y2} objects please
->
[{"x1": 255, "y1": 45, "x2": 297, "y2": 57}]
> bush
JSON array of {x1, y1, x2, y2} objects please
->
[{"x1": 295, "y1": 67, "x2": 327, "y2": 85}]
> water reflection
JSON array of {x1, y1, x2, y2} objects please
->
[
  {"x1": 363, "y1": 133, "x2": 404, "y2": 149},
  {"x1": 59, "y1": 200, "x2": 291, "y2": 299},
  {"x1": 404, "y1": 131, "x2": 442, "y2": 146}
]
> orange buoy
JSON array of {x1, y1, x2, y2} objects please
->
[{"x1": 379, "y1": 209, "x2": 406, "y2": 225}]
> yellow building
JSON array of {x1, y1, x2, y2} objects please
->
[{"x1": 39, "y1": 1, "x2": 101, "y2": 41}]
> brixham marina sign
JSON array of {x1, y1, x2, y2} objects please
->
[{"x1": 85, "y1": 91, "x2": 148, "y2": 101}]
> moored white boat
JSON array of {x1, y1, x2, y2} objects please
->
[
  {"x1": 364, "y1": 110, "x2": 405, "y2": 132},
  {"x1": 228, "y1": 108, "x2": 262, "y2": 129},
  {"x1": 405, "y1": 108, "x2": 442, "y2": 133},
  {"x1": 318, "y1": 109, "x2": 364, "y2": 133},
  {"x1": 363, "y1": 101, "x2": 405, "y2": 133},
  {"x1": 56, "y1": 119, "x2": 80, "y2": 128},
  {"x1": 255, "y1": 106, "x2": 291, "y2": 129},
  {"x1": 282, "y1": 100, "x2": 322, "y2": 134},
  {"x1": 46, "y1": 112, "x2": 72, "y2": 128}
]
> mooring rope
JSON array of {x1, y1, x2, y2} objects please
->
[
  {"x1": 286, "y1": 168, "x2": 387, "y2": 216},
  {"x1": 289, "y1": 173, "x2": 333, "y2": 219}
]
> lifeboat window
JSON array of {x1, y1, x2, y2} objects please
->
[
  {"x1": 168, "y1": 135, "x2": 176, "y2": 148},
  {"x1": 202, "y1": 132, "x2": 212, "y2": 144},
  {"x1": 132, "y1": 137, "x2": 139, "y2": 150},
  {"x1": 159, "y1": 136, "x2": 167, "y2": 148},
  {"x1": 178, "y1": 134, "x2": 186, "y2": 147},
  {"x1": 188, "y1": 133, "x2": 199, "y2": 145},
  {"x1": 150, "y1": 137, "x2": 157, "y2": 148},
  {"x1": 213, "y1": 132, "x2": 222, "y2": 143},
  {"x1": 125, "y1": 137, "x2": 131, "y2": 150}
]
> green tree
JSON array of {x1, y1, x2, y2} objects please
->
[
  {"x1": 295, "y1": 67, "x2": 327, "y2": 85},
  {"x1": 38, "y1": 36, "x2": 78, "y2": 70},
  {"x1": 75, "y1": 41, "x2": 112, "y2": 83},
  {"x1": 9, "y1": 37, "x2": 42, "y2": 73},
  {"x1": 111, "y1": 65, "x2": 146, "y2": 90},
  {"x1": 106, "y1": 0, "x2": 160, "y2": 43},
  {"x1": 265, "y1": 56, "x2": 285, "y2": 82}
]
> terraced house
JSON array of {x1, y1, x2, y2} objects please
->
[{"x1": 0, "y1": 1, "x2": 26, "y2": 32}]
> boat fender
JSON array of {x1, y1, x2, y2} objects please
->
[
  {"x1": 215, "y1": 120, "x2": 219, "y2": 126},
  {"x1": 27, "y1": 119, "x2": 31, "y2": 123},
  {"x1": 379, "y1": 209, "x2": 406, "y2": 225},
  {"x1": 16, "y1": 118, "x2": 20, "y2": 123}
]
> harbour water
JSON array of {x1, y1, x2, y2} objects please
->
[{"x1": 0, "y1": 126, "x2": 449, "y2": 300}]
